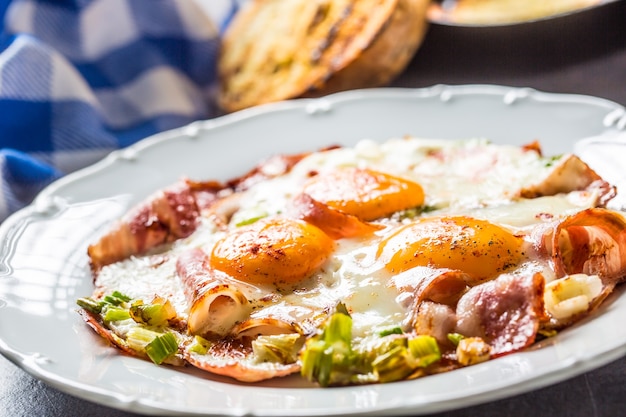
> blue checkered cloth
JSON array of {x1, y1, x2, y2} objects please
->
[{"x1": 0, "y1": 0, "x2": 237, "y2": 221}]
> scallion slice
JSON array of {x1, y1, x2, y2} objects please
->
[
  {"x1": 129, "y1": 300, "x2": 176, "y2": 326},
  {"x1": 188, "y1": 335, "x2": 212, "y2": 355},
  {"x1": 408, "y1": 335, "x2": 441, "y2": 368},
  {"x1": 145, "y1": 332, "x2": 179, "y2": 365},
  {"x1": 300, "y1": 303, "x2": 355, "y2": 387},
  {"x1": 76, "y1": 297, "x2": 105, "y2": 314},
  {"x1": 447, "y1": 332, "x2": 465, "y2": 346},
  {"x1": 378, "y1": 326, "x2": 403, "y2": 337},
  {"x1": 102, "y1": 306, "x2": 131, "y2": 322},
  {"x1": 103, "y1": 291, "x2": 131, "y2": 306},
  {"x1": 252, "y1": 333, "x2": 302, "y2": 364}
]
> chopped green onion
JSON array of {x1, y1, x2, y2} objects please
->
[
  {"x1": 102, "y1": 306, "x2": 131, "y2": 322},
  {"x1": 103, "y1": 291, "x2": 131, "y2": 306},
  {"x1": 129, "y1": 300, "x2": 176, "y2": 326},
  {"x1": 379, "y1": 327, "x2": 403, "y2": 337},
  {"x1": 325, "y1": 304, "x2": 352, "y2": 344},
  {"x1": 126, "y1": 327, "x2": 162, "y2": 351},
  {"x1": 126, "y1": 327, "x2": 179, "y2": 365},
  {"x1": 235, "y1": 214, "x2": 268, "y2": 227},
  {"x1": 233, "y1": 205, "x2": 269, "y2": 227},
  {"x1": 188, "y1": 335, "x2": 212, "y2": 355},
  {"x1": 447, "y1": 332, "x2": 465, "y2": 346},
  {"x1": 368, "y1": 335, "x2": 441, "y2": 383},
  {"x1": 145, "y1": 332, "x2": 179, "y2": 365},
  {"x1": 77, "y1": 291, "x2": 133, "y2": 316},
  {"x1": 301, "y1": 304, "x2": 443, "y2": 386},
  {"x1": 301, "y1": 339, "x2": 335, "y2": 387},
  {"x1": 371, "y1": 342, "x2": 414, "y2": 383},
  {"x1": 407, "y1": 335, "x2": 441, "y2": 368},
  {"x1": 111, "y1": 291, "x2": 131, "y2": 302},
  {"x1": 300, "y1": 303, "x2": 355, "y2": 387},
  {"x1": 76, "y1": 297, "x2": 105, "y2": 314},
  {"x1": 252, "y1": 333, "x2": 303, "y2": 364},
  {"x1": 543, "y1": 154, "x2": 562, "y2": 168}
]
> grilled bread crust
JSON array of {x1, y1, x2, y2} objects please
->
[{"x1": 218, "y1": 0, "x2": 430, "y2": 112}]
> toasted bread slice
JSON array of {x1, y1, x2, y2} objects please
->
[{"x1": 218, "y1": 0, "x2": 430, "y2": 112}]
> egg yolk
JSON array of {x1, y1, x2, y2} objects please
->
[
  {"x1": 377, "y1": 216, "x2": 523, "y2": 281},
  {"x1": 302, "y1": 167, "x2": 424, "y2": 221},
  {"x1": 210, "y1": 217, "x2": 334, "y2": 286}
]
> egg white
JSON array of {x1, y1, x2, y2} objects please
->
[{"x1": 94, "y1": 137, "x2": 599, "y2": 350}]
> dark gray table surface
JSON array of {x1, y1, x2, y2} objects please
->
[{"x1": 2, "y1": 2, "x2": 626, "y2": 417}]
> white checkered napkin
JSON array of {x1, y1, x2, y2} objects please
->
[{"x1": 0, "y1": 0, "x2": 236, "y2": 221}]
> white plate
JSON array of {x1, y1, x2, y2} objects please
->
[{"x1": 1, "y1": 85, "x2": 626, "y2": 417}]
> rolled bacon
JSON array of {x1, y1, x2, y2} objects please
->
[
  {"x1": 551, "y1": 208, "x2": 626, "y2": 288},
  {"x1": 176, "y1": 248, "x2": 251, "y2": 337},
  {"x1": 88, "y1": 181, "x2": 201, "y2": 272},
  {"x1": 455, "y1": 272, "x2": 545, "y2": 358},
  {"x1": 392, "y1": 267, "x2": 470, "y2": 305}
]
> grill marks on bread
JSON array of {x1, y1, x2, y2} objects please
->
[{"x1": 218, "y1": 0, "x2": 430, "y2": 112}]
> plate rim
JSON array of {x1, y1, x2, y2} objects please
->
[{"x1": 34, "y1": 83, "x2": 626, "y2": 204}]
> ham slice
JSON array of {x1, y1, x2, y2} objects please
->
[
  {"x1": 552, "y1": 208, "x2": 626, "y2": 288},
  {"x1": 520, "y1": 154, "x2": 616, "y2": 206},
  {"x1": 87, "y1": 150, "x2": 318, "y2": 272},
  {"x1": 88, "y1": 181, "x2": 201, "y2": 271},
  {"x1": 290, "y1": 193, "x2": 382, "y2": 239},
  {"x1": 176, "y1": 248, "x2": 252, "y2": 337},
  {"x1": 456, "y1": 272, "x2": 545, "y2": 357},
  {"x1": 182, "y1": 337, "x2": 301, "y2": 383}
]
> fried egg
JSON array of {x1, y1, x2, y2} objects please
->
[{"x1": 84, "y1": 136, "x2": 622, "y2": 384}]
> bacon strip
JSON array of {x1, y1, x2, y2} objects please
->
[
  {"x1": 552, "y1": 208, "x2": 626, "y2": 288},
  {"x1": 177, "y1": 249, "x2": 305, "y2": 382},
  {"x1": 390, "y1": 267, "x2": 469, "y2": 307},
  {"x1": 87, "y1": 150, "x2": 323, "y2": 273},
  {"x1": 233, "y1": 317, "x2": 300, "y2": 338},
  {"x1": 521, "y1": 154, "x2": 616, "y2": 205},
  {"x1": 455, "y1": 272, "x2": 545, "y2": 358},
  {"x1": 235, "y1": 303, "x2": 323, "y2": 337},
  {"x1": 176, "y1": 248, "x2": 251, "y2": 337},
  {"x1": 227, "y1": 152, "x2": 315, "y2": 191},
  {"x1": 290, "y1": 193, "x2": 383, "y2": 239},
  {"x1": 390, "y1": 268, "x2": 468, "y2": 345},
  {"x1": 88, "y1": 181, "x2": 201, "y2": 272},
  {"x1": 414, "y1": 301, "x2": 457, "y2": 345},
  {"x1": 183, "y1": 337, "x2": 300, "y2": 383}
]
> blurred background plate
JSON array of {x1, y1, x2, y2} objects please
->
[{"x1": 427, "y1": 0, "x2": 621, "y2": 26}]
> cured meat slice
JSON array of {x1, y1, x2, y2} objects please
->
[
  {"x1": 183, "y1": 337, "x2": 301, "y2": 383},
  {"x1": 176, "y1": 248, "x2": 252, "y2": 337},
  {"x1": 88, "y1": 181, "x2": 200, "y2": 271},
  {"x1": 552, "y1": 208, "x2": 626, "y2": 288},
  {"x1": 520, "y1": 154, "x2": 616, "y2": 205},
  {"x1": 291, "y1": 193, "x2": 383, "y2": 239},
  {"x1": 456, "y1": 272, "x2": 545, "y2": 357}
]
